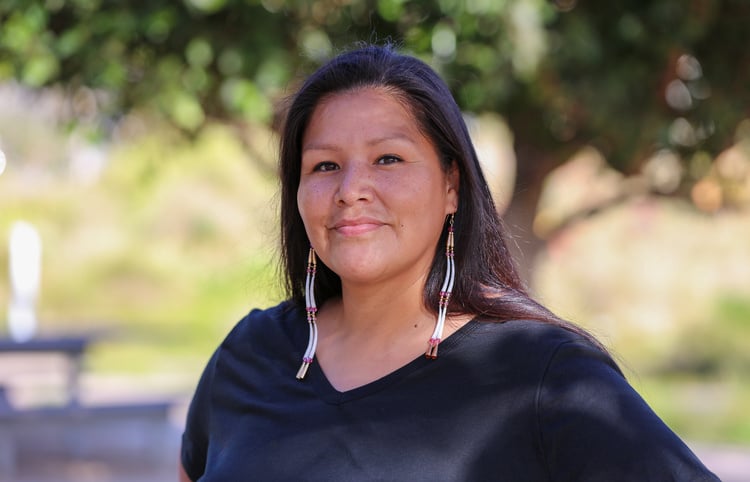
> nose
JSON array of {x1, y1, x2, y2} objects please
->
[{"x1": 335, "y1": 162, "x2": 372, "y2": 206}]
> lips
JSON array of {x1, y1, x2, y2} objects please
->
[{"x1": 330, "y1": 217, "x2": 385, "y2": 236}]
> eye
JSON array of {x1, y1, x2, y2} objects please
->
[
  {"x1": 376, "y1": 154, "x2": 403, "y2": 165},
  {"x1": 313, "y1": 161, "x2": 339, "y2": 172}
]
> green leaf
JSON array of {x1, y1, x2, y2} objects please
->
[
  {"x1": 219, "y1": 78, "x2": 272, "y2": 123},
  {"x1": 22, "y1": 54, "x2": 60, "y2": 86},
  {"x1": 166, "y1": 91, "x2": 205, "y2": 131},
  {"x1": 185, "y1": 38, "x2": 213, "y2": 68}
]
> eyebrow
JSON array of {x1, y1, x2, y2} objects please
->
[{"x1": 302, "y1": 131, "x2": 418, "y2": 153}]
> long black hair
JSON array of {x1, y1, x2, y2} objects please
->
[{"x1": 278, "y1": 43, "x2": 602, "y2": 347}]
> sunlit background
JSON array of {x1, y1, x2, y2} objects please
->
[{"x1": 1, "y1": 1, "x2": 749, "y2": 480}]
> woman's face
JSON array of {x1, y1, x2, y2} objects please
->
[{"x1": 297, "y1": 88, "x2": 458, "y2": 289}]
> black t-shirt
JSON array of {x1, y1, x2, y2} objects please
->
[{"x1": 181, "y1": 301, "x2": 718, "y2": 481}]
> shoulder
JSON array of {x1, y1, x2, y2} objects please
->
[
  {"x1": 467, "y1": 318, "x2": 615, "y2": 372},
  {"x1": 210, "y1": 300, "x2": 305, "y2": 373},
  {"x1": 222, "y1": 299, "x2": 303, "y2": 347},
  {"x1": 443, "y1": 318, "x2": 621, "y2": 401},
  {"x1": 526, "y1": 320, "x2": 720, "y2": 479},
  {"x1": 181, "y1": 300, "x2": 302, "y2": 481},
  {"x1": 235, "y1": 299, "x2": 302, "y2": 329},
  {"x1": 493, "y1": 318, "x2": 594, "y2": 345}
]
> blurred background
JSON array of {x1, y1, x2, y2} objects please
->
[{"x1": 1, "y1": 0, "x2": 749, "y2": 480}]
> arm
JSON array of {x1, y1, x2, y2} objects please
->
[
  {"x1": 181, "y1": 348, "x2": 221, "y2": 481},
  {"x1": 179, "y1": 458, "x2": 193, "y2": 482}
]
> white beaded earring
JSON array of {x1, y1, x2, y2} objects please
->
[
  {"x1": 296, "y1": 246, "x2": 318, "y2": 380},
  {"x1": 426, "y1": 214, "x2": 455, "y2": 359}
]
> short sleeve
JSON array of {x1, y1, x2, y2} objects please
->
[
  {"x1": 181, "y1": 348, "x2": 220, "y2": 481},
  {"x1": 536, "y1": 339, "x2": 719, "y2": 481}
]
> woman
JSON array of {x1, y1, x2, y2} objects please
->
[{"x1": 180, "y1": 44, "x2": 718, "y2": 481}]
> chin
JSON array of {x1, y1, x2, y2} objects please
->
[{"x1": 335, "y1": 265, "x2": 383, "y2": 283}]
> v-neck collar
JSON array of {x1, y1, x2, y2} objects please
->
[{"x1": 303, "y1": 316, "x2": 481, "y2": 405}]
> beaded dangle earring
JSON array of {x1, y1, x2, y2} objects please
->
[
  {"x1": 296, "y1": 246, "x2": 318, "y2": 380},
  {"x1": 426, "y1": 213, "x2": 455, "y2": 359}
]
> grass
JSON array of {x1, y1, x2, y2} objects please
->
[{"x1": 634, "y1": 373, "x2": 750, "y2": 444}]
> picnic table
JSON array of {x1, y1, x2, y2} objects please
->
[
  {"x1": 0, "y1": 335, "x2": 91, "y2": 407},
  {"x1": 0, "y1": 334, "x2": 180, "y2": 479}
]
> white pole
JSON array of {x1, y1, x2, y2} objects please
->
[{"x1": 8, "y1": 221, "x2": 42, "y2": 342}]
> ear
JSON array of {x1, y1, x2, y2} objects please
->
[{"x1": 445, "y1": 161, "x2": 459, "y2": 215}]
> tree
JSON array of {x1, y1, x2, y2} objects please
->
[{"x1": 2, "y1": 0, "x2": 748, "y2": 278}]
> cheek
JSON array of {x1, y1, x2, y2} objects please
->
[
  {"x1": 297, "y1": 182, "x2": 326, "y2": 227},
  {"x1": 296, "y1": 185, "x2": 312, "y2": 231}
]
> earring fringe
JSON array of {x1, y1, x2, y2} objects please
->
[
  {"x1": 296, "y1": 247, "x2": 318, "y2": 380},
  {"x1": 298, "y1": 218, "x2": 455, "y2": 376},
  {"x1": 426, "y1": 214, "x2": 455, "y2": 359}
]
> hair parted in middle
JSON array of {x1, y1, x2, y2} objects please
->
[{"x1": 278, "y1": 43, "x2": 601, "y2": 345}]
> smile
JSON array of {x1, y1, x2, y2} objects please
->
[{"x1": 330, "y1": 218, "x2": 384, "y2": 236}]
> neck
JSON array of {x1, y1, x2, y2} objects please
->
[
  {"x1": 311, "y1": 277, "x2": 436, "y2": 391},
  {"x1": 311, "y1": 277, "x2": 473, "y2": 391},
  {"x1": 325, "y1": 276, "x2": 433, "y2": 342}
]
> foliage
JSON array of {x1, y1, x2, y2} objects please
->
[
  {"x1": 532, "y1": 195, "x2": 750, "y2": 443},
  {"x1": 0, "y1": 121, "x2": 282, "y2": 374},
  {"x1": 2, "y1": 1, "x2": 748, "y2": 442},
  {"x1": 534, "y1": 196, "x2": 750, "y2": 374},
  {"x1": 634, "y1": 375, "x2": 750, "y2": 444},
  {"x1": 2, "y1": 0, "x2": 749, "y2": 203},
  {"x1": 669, "y1": 296, "x2": 750, "y2": 377}
]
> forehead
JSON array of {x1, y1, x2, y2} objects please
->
[
  {"x1": 303, "y1": 87, "x2": 427, "y2": 145},
  {"x1": 314, "y1": 87, "x2": 416, "y2": 124}
]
